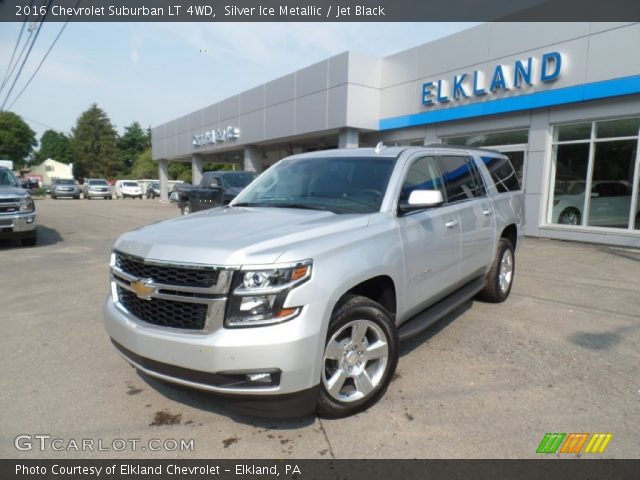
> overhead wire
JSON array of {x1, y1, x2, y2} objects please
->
[{"x1": 0, "y1": 0, "x2": 55, "y2": 111}]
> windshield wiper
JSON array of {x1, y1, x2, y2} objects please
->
[
  {"x1": 232, "y1": 202, "x2": 264, "y2": 207},
  {"x1": 268, "y1": 202, "x2": 332, "y2": 211}
]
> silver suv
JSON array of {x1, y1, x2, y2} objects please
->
[
  {"x1": 104, "y1": 146, "x2": 524, "y2": 418},
  {"x1": 83, "y1": 179, "x2": 113, "y2": 200},
  {"x1": 0, "y1": 167, "x2": 37, "y2": 246}
]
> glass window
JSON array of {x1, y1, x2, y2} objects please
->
[
  {"x1": 549, "y1": 143, "x2": 590, "y2": 225},
  {"x1": 436, "y1": 156, "x2": 486, "y2": 203},
  {"x1": 481, "y1": 155, "x2": 521, "y2": 192},
  {"x1": 232, "y1": 156, "x2": 395, "y2": 214},
  {"x1": 445, "y1": 129, "x2": 528, "y2": 147},
  {"x1": 555, "y1": 123, "x2": 591, "y2": 142},
  {"x1": 400, "y1": 156, "x2": 444, "y2": 203},
  {"x1": 587, "y1": 140, "x2": 637, "y2": 229},
  {"x1": 548, "y1": 119, "x2": 640, "y2": 231},
  {"x1": 596, "y1": 117, "x2": 640, "y2": 139}
]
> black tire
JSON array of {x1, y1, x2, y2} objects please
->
[
  {"x1": 317, "y1": 295, "x2": 399, "y2": 419},
  {"x1": 181, "y1": 202, "x2": 191, "y2": 215},
  {"x1": 477, "y1": 238, "x2": 515, "y2": 303},
  {"x1": 559, "y1": 207, "x2": 581, "y2": 225},
  {"x1": 75, "y1": 196, "x2": 80, "y2": 200},
  {"x1": 21, "y1": 233, "x2": 37, "y2": 247},
  {"x1": 51, "y1": 195, "x2": 56, "y2": 200}
]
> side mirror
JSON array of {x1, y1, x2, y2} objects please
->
[{"x1": 399, "y1": 189, "x2": 444, "y2": 214}]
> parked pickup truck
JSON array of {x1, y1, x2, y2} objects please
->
[
  {"x1": 176, "y1": 171, "x2": 257, "y2": 215},
  {"x1": 0, "y1": 167, "x2": 37, "y2": 246},
  {"x1": 104, "y1": 145, "x2": 524, "y2": 418}
]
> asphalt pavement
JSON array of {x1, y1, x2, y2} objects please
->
[{"x1": 1, "y1": 198, "x2": 638, "y2": 459}]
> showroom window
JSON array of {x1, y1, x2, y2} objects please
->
[
  {"x1": 443, "y1": 129, "x2": 528, "y2": 186},
  {"x1": 547, "y1": 118, "x2": 640, "y2": 231}
]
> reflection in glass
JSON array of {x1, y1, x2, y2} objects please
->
[
  {"x1": 587, "y1": 140, "x2": 637, "y2": 229},
  {"x1": 445, "y1": 129, "x2": 528, "y2": 147},
  {"x1": 555, "y1": 123, "x2": 592, "y2": 142},
  {"x1": 596, "y1": 117, "x2": 640, "y2": 139},
  {"x1": 549, "y1": 143, "x2": 590, "y2": 225}
]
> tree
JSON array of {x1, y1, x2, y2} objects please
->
[
  {"x1": 118, "y1": 121, "x2": 150, "y2": 173},
  {"x1": 130, "y1": 148, "x2": 156, "y2": 179},
  {"x1": 35, "y1": 130, "x2": 73, "y2": 164},
  {"x1": 168, "y1": 162, "x2": 192, "y2": 182},
  {"x1": 71, "y1": 104, "x2": 123, "y2": 178},
  {"x1": 0, "y1": 111, "x2": 36, "y2": 167}
]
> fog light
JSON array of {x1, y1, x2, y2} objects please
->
[
  {"x1": 26, "y1": 217, "x2": 34, "y2": 224},
  {"x1": 246, "y1": 373, "x2": 272, "y2": 384}
]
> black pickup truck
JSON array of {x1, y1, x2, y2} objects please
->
[{"x1": 177, "y1": 171, "x2": 257, "y2": 215}]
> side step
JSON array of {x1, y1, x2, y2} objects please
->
[{"x1": 398, "y1": 276, "x2": 486, "y2": 341}]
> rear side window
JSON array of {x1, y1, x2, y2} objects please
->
[
  {"x1": 436, "y1": 156, "x2": 486, "y2": 203},
  {"x1": 481, "y1": 155, "x2": 520, "y2": 192}
]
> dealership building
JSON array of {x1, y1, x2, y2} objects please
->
[{"x1": 152, "y1": 22, "x2": 640, "y2": 247}]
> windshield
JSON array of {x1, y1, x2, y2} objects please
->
[
  {"x1": 56, "y1": 179, "x2": 75, "y2": 185},
  {"x1": 123, "y1": 181, "x2": 139, "y2": 187},
  {"x1": 222, "y1": 172, "x2": 258, "y2": 188},
  {"x1": 0, "y1": 169, "x2": 20, "y2": 187},
  {"x1": 89, "y1": 180, "x2": 108, "y2": 186},
  {"x1": 232, "y1": 156, "x2": 396, "y2": 214}
]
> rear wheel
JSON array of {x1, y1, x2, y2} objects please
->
[
  {"x1": 559, "y1": 207, "x2": 581, "y2": 225},
  {"x1": 317, "y1": 295, "x2": 398, "y2": 418},
  {"x1": 478, "y1": 238, "x2": 515, "y2": 303}
]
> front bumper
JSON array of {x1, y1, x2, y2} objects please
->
[
  {"x1": 0, "y1": 212, "x2": 36, "y2": 239},
  {"x1": 53, "y1": 189, "x2": 80, "y2": 197},
  {"x1": 86, "y1": 190, "x2": 112, "y2": 198},
  {"x1": 103, "y1": 296, "x2": 326, "y2": 412}
]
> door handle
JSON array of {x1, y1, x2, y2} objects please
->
[
  {"x1": 482, "y1": 209, "x2": 492, "y2": 216},
  {"x1": 445, "y1": 219, "x2": 459, "y2": 228}
]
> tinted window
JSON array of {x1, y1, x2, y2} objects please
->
[
  {"x1": 89, "y1": 179, "x2": 108, "y2": 185},
  {"x1": 436, "y1": 156, "x2": 486, "y2": 202},
  {"x1": 400, "y1": 156, "x2": 444, "y2": 203},
  {"x1": 56, "y1": 179, "x2": 75, "y2": 185},
  {"x1": 123, "y1": 181, "x2": 138, "y2": 187},
  {"x1": 223, "y1": 172, "x2": 258, "y2": 188},
  {"x1": 232, "y1": 157, "x2": 395, "y2": 214},
  {"x1": 0, "y1": 169, "x2": 20, "y2": 187},
  {"x1": 481, "y1": 155, "x2": 521, "y2": 192}
]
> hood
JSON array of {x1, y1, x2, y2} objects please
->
[
  {"x1": 114, "y1": 206, "x2": 370, "y2": 266},
  {"x1": 0, "y1": 186, "x2": 29, "y2": 199}
]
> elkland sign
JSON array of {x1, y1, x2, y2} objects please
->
[
  {"x1": 421, "y1": 52, "x2": 563, "y2": 106},
  {"x1": 192, "y1": 126, "x2": 240, "y2": 147}
]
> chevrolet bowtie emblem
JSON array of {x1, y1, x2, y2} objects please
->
[{"x1": 130, "y1": 278, "x2": 156, "y2": 300}]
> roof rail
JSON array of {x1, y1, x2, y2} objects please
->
[
  {"x1": 425, "y1": 143, "x2": 504, "y2": 154},
  {"x1": 374, "y1": 141, "x2": 387, "y2": 153}
]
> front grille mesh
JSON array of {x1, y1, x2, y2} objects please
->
[
  {"x1": 117, "y1": 287, "x2": 207, "y2": 330},
  {"x1": 115, "y1": 253, "x2": 219, "y2": 288}
]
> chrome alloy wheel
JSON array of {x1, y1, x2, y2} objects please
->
[
  {"x1": 322, "y1": 319, "x2": 389, "y2": 403},
  {"x1": 499, "y1": 248, "x2": 514, "y2": 294}
]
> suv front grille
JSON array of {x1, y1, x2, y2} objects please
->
[
  {"x1": 117, "y1": 287, "x2": 208, "y2": 330},
  {"x1": 115, "y1": 252, "x2": 219, "y2": 288}
]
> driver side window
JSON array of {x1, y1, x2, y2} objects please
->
[{"x1": 400, "y1": 156, "x2": 445, "y2": 203}]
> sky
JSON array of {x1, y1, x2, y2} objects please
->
[{"x1": 0, "y1": 22, "x2": 477, "y2": 143}]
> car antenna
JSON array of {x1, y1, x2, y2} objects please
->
[{"x1": 375, "y1": 141, "x2": 386, "y2": 153}]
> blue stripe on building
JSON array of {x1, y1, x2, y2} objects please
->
[{"x1": 379, "y1": 75, "x2": 640, "y2": 131}]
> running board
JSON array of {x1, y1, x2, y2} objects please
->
[{"x1": 398, "y1": 276, "x2": 486, "y2": 342}]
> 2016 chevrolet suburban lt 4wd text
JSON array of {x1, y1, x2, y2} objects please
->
[{"x1": 104, "y1": 145, "x2": 524, "y2": 418}]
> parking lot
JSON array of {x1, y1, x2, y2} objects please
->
[{"x1": 1, "y1": 198, "x2": 639, "y2": 459}]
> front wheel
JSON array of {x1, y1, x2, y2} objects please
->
[
  {"x1": 317, "y1": 295, "x2": 398, "y2": 418},
  {"x1": 477, "y1": 238, "x2": 515, "y2": 303},
  {"x1": 559, "y1": 207, "x2": 581, "y2": 225},
  {"x1": 180, "y1": 202, "x2": 191, "y2": 215}
]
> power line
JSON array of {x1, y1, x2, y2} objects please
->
[
  {"x1": 0, "y1": 0, "x2": 54, "y2": 111},
  {"x1": 7, "y1": 0, "x2": 81, "y2": 111},
  {"x1": 0, "y1": 22, "x2": 35, "y2": 96},
  {"x1": 0, "y1": 21, "x2": 28, "y2": 91},
  {"x1": 21, "y1": 115, "x2": 57, "y2": 131}
]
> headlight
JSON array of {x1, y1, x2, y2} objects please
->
[
  {"x1": 19, "y1": 197, "x2": 34, "y2": 212},
  {"x1": 225, "y1": 260, "x2": 312, "y2": 327}
]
